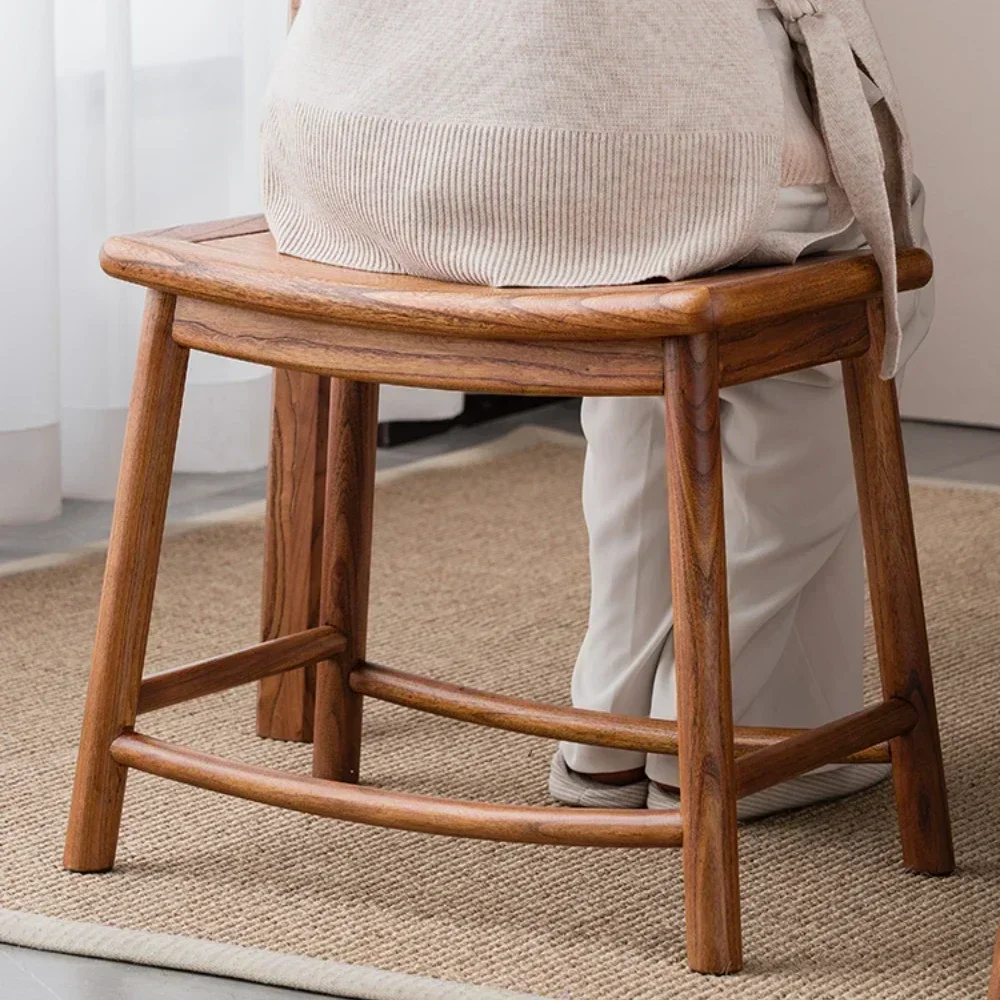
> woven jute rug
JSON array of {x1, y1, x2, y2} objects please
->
[{"x1": 2, "y1": 425, "x2": 999, "y2": 1000}]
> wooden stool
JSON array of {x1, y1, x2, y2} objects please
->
[{"x1": 63, "y1": 214, "x2": 954, "y2": 974}]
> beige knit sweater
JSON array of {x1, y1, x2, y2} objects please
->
[{"x1": 261, "y1": 0, "x2": 915, "y2": 376}]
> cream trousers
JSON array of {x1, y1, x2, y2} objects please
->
[{"x1": 561, "y1": 181, "x2": 934, "y2": 786}]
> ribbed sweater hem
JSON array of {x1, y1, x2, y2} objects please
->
[{"x1": 261, "y1": 100, "x2": 783, "y2": 288}]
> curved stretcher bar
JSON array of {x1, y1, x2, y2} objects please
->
[
  {"x1": 350, "y1": 662, "x2": 894, "y2": 764},
  {"x1": 111, "y1": 732, "x2": 684, "y2": 849}
]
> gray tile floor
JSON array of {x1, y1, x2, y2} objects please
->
[
  {"x1": 3, "y1": 400, "x2": 1000, "y2": 999},
  {"x1": 0, "y1": 944, "x2": 321, "y2": 1000}
]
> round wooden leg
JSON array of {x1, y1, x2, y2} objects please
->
[
  {"x1": 257, "y1": 371, "x2": 329, "y2": 743},
  {"x1": 842, "y1": 301, "x2": 954, "y2": 876},
  {"x1": 63, "y1": 291, "x2": 188, "y2": 872},
  {"x1": 664, "y1": 333, "x2": 743, "y2": 974},
  {"x1": 312, "y1": 379, "x2": 379, "y2": 782}
]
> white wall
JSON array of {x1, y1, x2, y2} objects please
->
[{"x1": 867, "y1": 0, "x2": 1000, "y2": 428}]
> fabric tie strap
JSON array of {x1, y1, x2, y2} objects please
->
[
  {"x1": 773, "y1": 0, "x2": 821, "y2": 21},
  {"x1": 772, "y1": 0, "x2": 907, "y2": 378}
]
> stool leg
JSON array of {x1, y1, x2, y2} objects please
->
[
  {"x1": 63, "y1": 291, "x2": 188, "y2": 872},
  {"x1": 256, "y1": 371, "x2": 329, "y2": 742},
  {"x1": 312, "y1": 379, "x2": 379, "y2": 782},
  {"x1": 842, "y1": 301, "x2": 954, "y2": 875},
  {"x1": 663, "y1": 334, "x2": 742, "y2": 974}
]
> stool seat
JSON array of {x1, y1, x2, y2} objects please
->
[
  {"x1": 102, "y1": 214, "x2": 932, "y2": 342},
  {"x1": 100, "y1": 215, "x2": 933, "y2": 397}
]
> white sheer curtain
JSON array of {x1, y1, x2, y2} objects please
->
[{"x1": 0, "y1": 0, "x2": 462, "y2": 526}]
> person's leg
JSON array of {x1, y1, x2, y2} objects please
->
[
  {"x1": 642, "y1": 177, "x2": 933, "y2": 804},
  {"x1": 555, "y1": 374, "x2": 887, "y2": 816},
  {"x1": 555, "y1": 181, "x2": 932, "y2": 813},
  {"x1": 645, "y1": 372, "x2": 889, "y2": 809},
  {"x1": 551, "y1": 395, "x2": 671, "y2": 804}
]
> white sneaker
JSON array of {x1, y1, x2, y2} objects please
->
[
  {"x1": 646, "y1": 764, "x2": 892, "y2": 819},
  {"x1": 548, "y1": 750, "x2": 648, "y2": 808}
]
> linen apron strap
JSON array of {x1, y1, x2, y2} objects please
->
[{"x1": 773, "y1": 0, "x2": 908, "y2": 378}]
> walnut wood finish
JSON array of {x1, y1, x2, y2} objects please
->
[
  {"x1": 131, "y1": 215, "x2": 269, "y2": 245},
  {"x1": 663, "y1": 334, "x2": 742, "y2": 974},
  {"x1": 843, "y1": 301, "x2": 954, "y2": 875},
  {"x1": 111, "y1": 732, "x2": 683, "y2": 849},
  {"x1": 102, "y1": 231, "x2": 710, "y2": 339},
  {"x1": 724, "y1": 722, "x2": 891, "y2": 764},
  {"x1": 173, "y1": 298, "x2": 664, "y2": 396},
  {"x1": 700, "y1": 249, "x2": 932, "y2": 328},
  {"x1": 63, "y1": 291, "x2": 188, "y2": 872},
  {"x1": 68, "y1": 201, "x2": 949, "y2": 978},
  {"x1": 720, "y1": 300, "x2": 868, "y2": 386},
  {"x1": 735, "y1": 699, "x2": 915, "y2": 798},
  {"x1": 350, "y1": 661, "x2": 892, "y2": 764},
  {"x1": 138, "y1": 628, "x2": 345, "y2": 715},
  {"x1": 172, "y1": 295, "x2": 875, "y2": 398},
  {"x1": 101, "y1": 225, "x2": 932, "y2": 342},
  {"x1": 312, "y1": 380, "x2": 379, "y2": 782},
  {"x1": 257, "y1": 371, "x2": 330, "y2": 741}
]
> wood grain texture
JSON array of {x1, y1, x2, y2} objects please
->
[
  {"x1": 104, "y1": 232, "x2": 712, "y2": 340},
  {"x1": 172, "y1": 298, "x2": 664, "y2": 396},
  {"x1": 100, "y1": 223, "x2": 932, "y2": 343},
  {"x1": 172, "y1": 296, "x2": 873, "y2": 397},
  {"x1": 663, "y1": 333, "x2": 742, "y2": 974},
  {"x1": 702, "y1": 248, "x2": 932, "y2": 328},
  {"x1": 130, "y1": 215, "x2": 268, "y2": 245},
  {"x1": 843, "y1": 301, "x2": 954, "y2": 876},
  {"x1": 735, "y1": 699, "x2": 915, "y2": 798},
  {"x1": 79, "y1": 195, "x2": 945, "y2": 972},
  {"x1": 138, "y1": 628, "x2": 345, "y2": 715},
  {"x1": 312, "y1": 380, "x2": 379, "y2": 782},
  {"x1": 257, "y1": 371, "x2": 330, "y2": 741},
  {"x1": 63, "y1": 291, "x2": 188, "y2": 872},
  {"x1": 720, "y1": 300, "x2": 869, "y2": 387},
  {"x1": 350, "y1": 662, "x2": 892, "y2": 763},
  {"x1": 725, "y1": 724, "x2": 891, "y2": 764},
  {"x1": 111, "y1": 733, "x2": 684, "y2": 849}
]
